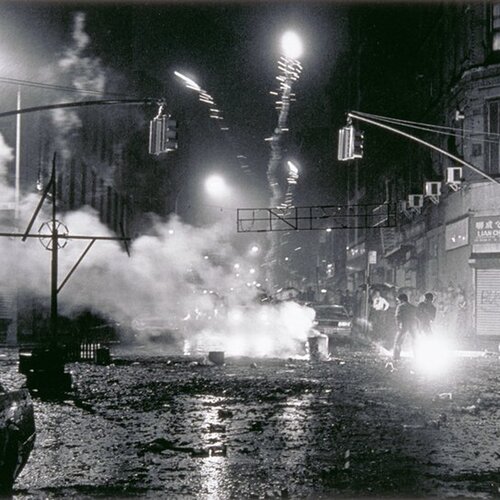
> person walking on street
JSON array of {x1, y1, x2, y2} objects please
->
[
  {"x1": 371, "y1": 290, "x2": 389, "y2": 340},
  {"x1": 418, "y1": 292, "x2": 436, "y2": 336},
  {"x1": 393, "y1": 293, "x2": 420, "y2": 361}
]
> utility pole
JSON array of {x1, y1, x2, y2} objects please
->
[
  {"x1": 7, "y1": 87, "x2": 22, "y2": 345},
  {"x1": 50, "y1": 154, "x2": 58, "y2": 345},
  {"x1": 15, "y1": 86, "x2": 21, "y2": 218}
]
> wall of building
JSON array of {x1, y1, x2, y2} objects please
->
[{"x1": 328, "y1": 2, "x2": 500, "y2": 337}]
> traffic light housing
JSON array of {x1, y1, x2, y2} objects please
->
[
  {"x1": 149, "y1": 114, "x2": 178, "y2": 155},
  {"x1": 338, "y1": 125, "x2": 364, "y2": 161},
  {"x1": 353, "y1": 129, "x2": 364, "y2": 159},
  {"x1": 165, "y1": 118, "x2": 178, "y2": 150}
]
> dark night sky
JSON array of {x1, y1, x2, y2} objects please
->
[{"x1": 0, "y1": 0, "x2": 347, "y2": 209}]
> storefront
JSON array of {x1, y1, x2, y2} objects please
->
[{"x1": 469, "y1": 215, "x2": 500, "y2": 337}]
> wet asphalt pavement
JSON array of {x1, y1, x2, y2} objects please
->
[{"x1": 3, "y1": 341, "x2": 500, "y2": 499}]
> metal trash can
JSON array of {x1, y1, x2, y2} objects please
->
[
  {"x1": 308, "y1": 335, "x2": 329, "y2": 361},
  {"x1": 208, "y1": 351, "x2": 225, "y2": 366}
]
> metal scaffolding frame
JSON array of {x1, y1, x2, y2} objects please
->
[{"x1": 237, "y1": 203, "x2": 397, "y2": 233}]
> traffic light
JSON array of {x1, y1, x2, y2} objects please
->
[
  {"x1": 149, "y1": 113, "x2": 178, "y2": 155},
  {"x1": 337, "y1": 125, "x2": 364, "y2": 161},
  {"x1": 353, "y1": 129, "x2": 364, "y2": 159},
  {"x1": 165, "y1": 118, "x2": 178, "y2": 151}
]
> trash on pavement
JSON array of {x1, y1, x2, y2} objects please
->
[
  {"x1": 402, "y1": 424, "x2": 425, "y2": 430},
  {"x1": 437, "y1": 392, "x2": 453, "y2": 400},
  {"x1": 307, "y1": 333, "x2": 329, "y2": 362},
  {"x1": 385, "y1": 362, "x2": 395, "y2": 372},
  {"x1": 462, "y1": 404, "x2": 478, "y2": 414}
]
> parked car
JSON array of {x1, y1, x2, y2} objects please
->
[
  {"x1": 312, "y1": 304, "x2": 352, "y2": 340},
  {"x1": 128, "y1": 316, "x2": 185, "y2": 346},
  {"x1": 0, "y1": 385, "x2": 35, "y2": 492}
]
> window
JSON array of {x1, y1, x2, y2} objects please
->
[
  {"x1": 493, "y1": 4, "x2": 500, "y2": 51},
  {"x1": 485, "y1": 99, "x2": 500, "y2": 173}
]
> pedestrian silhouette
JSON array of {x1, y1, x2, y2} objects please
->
[{"x1": 393, "y1": 293, "x2": 419, "y2": 361}]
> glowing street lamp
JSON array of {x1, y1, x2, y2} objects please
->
[
  {"x1": 205, "y1": 174, "x2": 231, "y2": 198},
  {"x1": 174, "y1": 71, "x2": 202, "y2": 92},
  {"x1": 281, "y1": 31, "x2": 303, "y2": 60}
]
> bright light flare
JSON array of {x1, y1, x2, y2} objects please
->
[
  {"x1": 287, "y1": 161, "x2": 299, "y2": 175},
  {"x1": 174, "y1": 71, "x2": 201, "y2": 91},
  {"x1": 281, "y1": 31, "x2": 303, "y2": 59},
  {"x1": 205, "y1": 174, "x2": 230, "y2": 198},
  {"x1": 414, "y1": 336, "x2": 454, "y2": 376}
]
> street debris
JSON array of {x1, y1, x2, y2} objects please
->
[
  {"x1": 437, "y1": 392, "x2": 453, "y2": 400},
  {"x1": 5, "y1": 345, "x2": 500, "y2": 498},
  {"x1": 218, "y1": 409, "x2": 234, "y2": 419},
  {"x1": 385, "y1": 362, "x2": 395, "y2": 372}
]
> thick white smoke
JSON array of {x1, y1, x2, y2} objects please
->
[
  {"x1": 1, "y1": 13, "x2": 316, "y2": 358},
  {"x1": 49, "y1": 12, "x2": 107, "y2": 160},
  {"x1": 58, "y1": 12, "x2": 106, "y2": 93},
  {"x1": 0, "y1": 134, "x2": 15, "y2": 203},
  {"x1": 0, "y1": 167, "x2": 315, "y2": 357}
]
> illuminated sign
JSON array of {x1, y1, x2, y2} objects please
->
[{"x1": 471, "y1": 216, "x2": 500, "y2": 244}]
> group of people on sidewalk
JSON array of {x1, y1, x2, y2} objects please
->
[{"x1": 392, "y1": 292, "x2": 436, "y2": 361}]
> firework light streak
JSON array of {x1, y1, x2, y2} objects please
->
[
  {"x1": 174, "y1": 71, "x2": 252, "y2": 176},
  {"x1": 282, "y1": 160, "x2": 299, "y2": 209},
  {"x1": 265, "y1": 54, "x2": 302, "y2": 288}
]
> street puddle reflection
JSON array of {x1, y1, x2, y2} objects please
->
[
  {"x1": 194, "y1": 395, "x2": 228, "y2": 499},
  {"x1": 276, "y1": 394, "x2": 314, "y2": 467}
]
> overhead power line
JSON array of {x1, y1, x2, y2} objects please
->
[
  {"x1": 0, "y1": 98, "x2": 159, "y2": 120},
  {"x1": 356, "y1": 110, "x2": 500, "y2": 139},
  {"x1": 359, "y1": 113, "x2": 500, "y2": 146},
  {"x1": 0, "y1": 76, "x2": 138, "y2": 99}
]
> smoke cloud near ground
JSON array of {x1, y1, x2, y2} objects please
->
[
  {"x1": 11, "y1": 207, "x2": 314, "y2": 357},
  {"x1": 0, "y1": 144, "x2": 314, "y2": 357},
  {"x1": 0, "y1": 12, "x2": 316, "y2": 358}
]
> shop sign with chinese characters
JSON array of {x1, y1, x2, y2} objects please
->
[{"x1": 471, "y1": 216, "x2": 500, "y2": 247}]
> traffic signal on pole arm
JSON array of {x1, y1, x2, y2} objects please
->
[
  {"x1": 149, "y1": 110, "x2": 178, "y2": 156},
  {"x1": 337, "y1": 125, "x2": 364, "y2": 161},
  {"x1": 165, "y1": 118, "x2": 178, "y2": 150},
  {"x1": 353, "y1": 129, "x2": 364, "y2": 159}
]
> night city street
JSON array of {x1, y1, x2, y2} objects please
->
[
  {"x1": 3, "y1": 340, "x2": 500, "y2": 499},
  {"x1": 3, "y1": 0, "x2": 500, "y2": 498}
]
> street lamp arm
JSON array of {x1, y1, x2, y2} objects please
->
[
  {"x1": 0, "y1": 98, "x2": 160, "y2": 119},
  {"x1": 348, "y1": 111, "x2": 500, "y2": 186}
]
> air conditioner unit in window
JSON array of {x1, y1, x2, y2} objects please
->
[
  {"x1": 446, "y1": 167, "x2": 463, "y2": 185},
  {"x1": 407, "y1": 194, "x2": 424, "y2": 209},
  {"x1": 424, "y1": 181, "x2": 442, "y2": 197}
]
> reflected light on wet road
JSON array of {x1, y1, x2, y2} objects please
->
[
  {"x1": 276, "y1": 394, "x2": 314, "y2": 469},
  {"x1": 198, "y1": 395, "x2": 228, "y2": 499}
]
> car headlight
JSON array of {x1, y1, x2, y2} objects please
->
[{"x1": 338, "y1": 321, "x2": 351, "y2": 327}]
